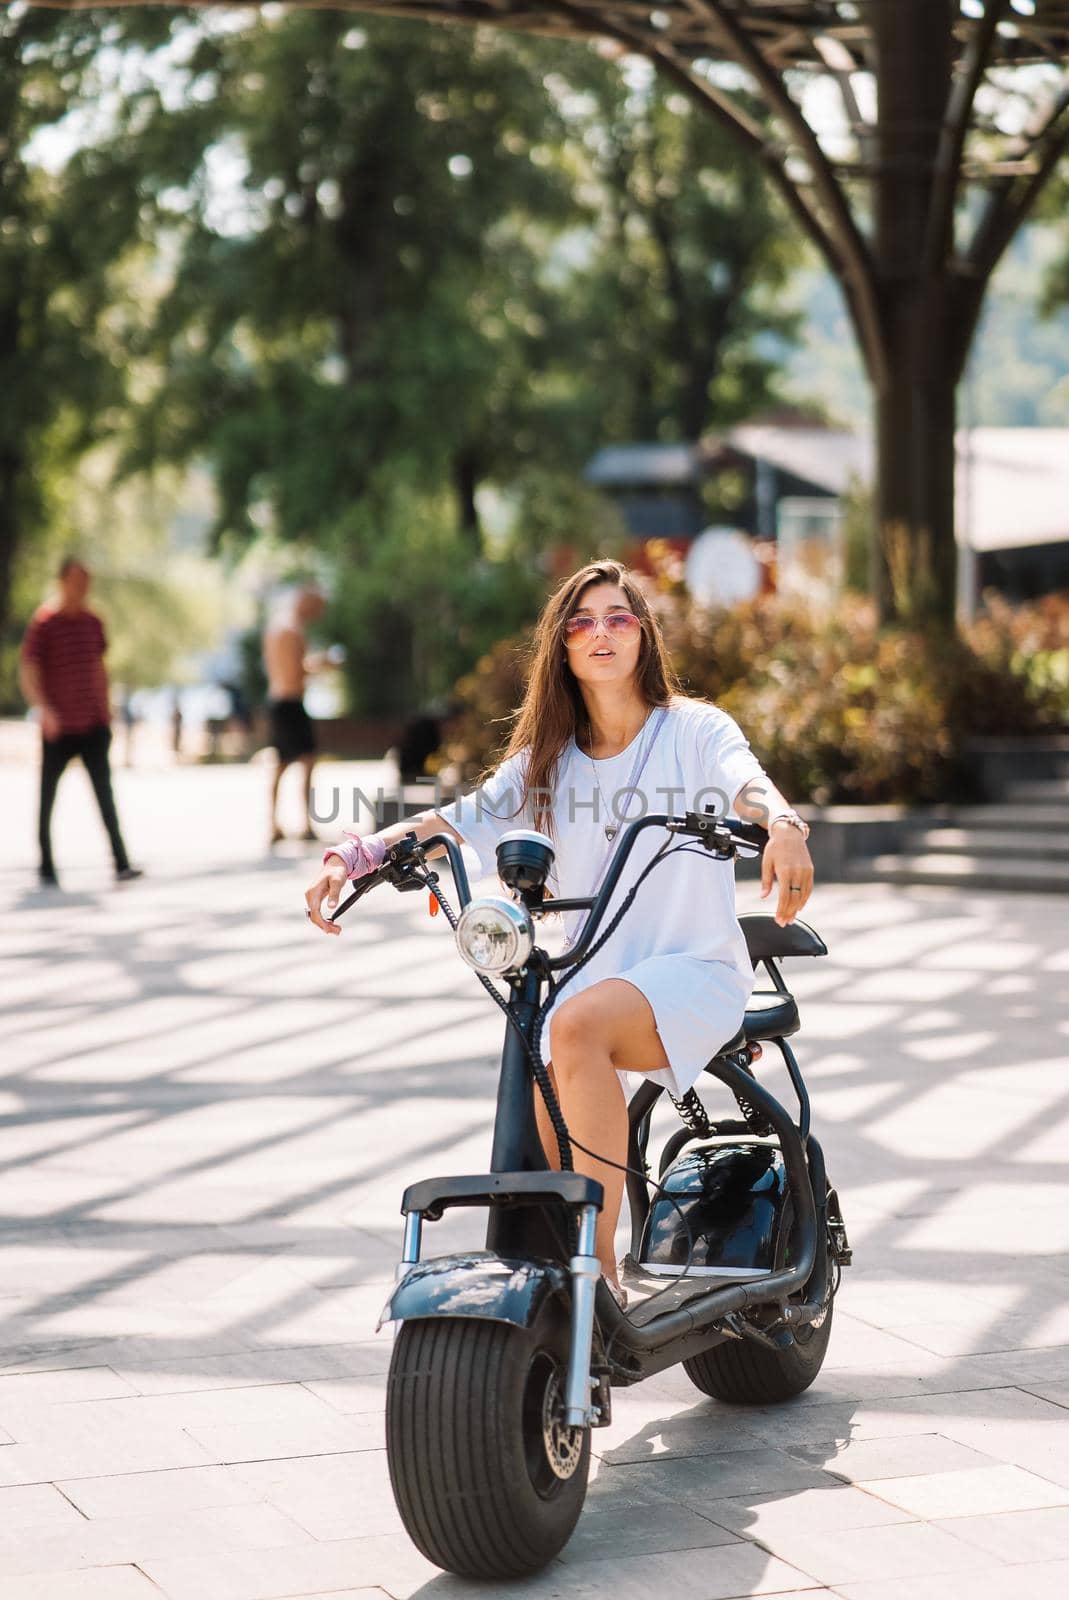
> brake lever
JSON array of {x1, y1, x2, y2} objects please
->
[{"x1": 329, "y1": 870, "x2": 383, "y2": 922}]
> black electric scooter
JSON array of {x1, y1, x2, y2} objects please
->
[{"x1": 331, "y1": 812, "x2": 851, "y2": 1580}]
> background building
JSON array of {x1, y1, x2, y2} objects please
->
[{"x1": 585, "y1": 424, "x2": 1069, "y2": 602}]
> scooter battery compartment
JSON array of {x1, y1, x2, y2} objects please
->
[{"x1": 639, "y1": 1136, "x2": 787, "y2": 1278}]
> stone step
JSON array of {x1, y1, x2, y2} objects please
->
[
  {"x1": 1002, "y1": 778, "x2": 1069, "y2": 803},
  {"x1": 940, "y1": 803, "x2": 1069, "y2": 831},
  {"x1": 848, "y1": 852, "x2": 1069, "y2": 893},
  {"x1": 909, "y1": 827, "x2": 1069, "y2": 860}
]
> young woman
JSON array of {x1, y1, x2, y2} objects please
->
[{"x1": 305, "y1": 560, "x2": 814, "y2": 1302}]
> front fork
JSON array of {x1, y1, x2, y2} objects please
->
[
  {"x1": 399, "y1": 1211, "x2": 422, "y2": 1276},
  {"x1": 563, "y1": 1202, "x2": 601, "y2": 1427}
]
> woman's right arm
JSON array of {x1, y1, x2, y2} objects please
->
[{"x1": 304, "y1": 810, "x2": 463, "y2": 935}]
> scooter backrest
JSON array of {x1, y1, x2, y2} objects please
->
[{"x1": 739, "y1": 915, "x2": 827, "y2": 966}]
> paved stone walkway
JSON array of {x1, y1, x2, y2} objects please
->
[{"x1": 2, "y1": 754, "x2": 1068, "y2": 1599}]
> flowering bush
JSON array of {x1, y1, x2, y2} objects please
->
[{"x1": 443, "y1": 589, "x2": 1069, "y2": 805}]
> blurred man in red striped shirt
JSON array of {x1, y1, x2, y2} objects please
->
[{"x1": 19, "y1": 558, "x2": 141, "y2": 889}]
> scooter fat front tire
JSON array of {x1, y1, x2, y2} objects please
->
[
  {"x1": 386, "y1": 1304, "x2": 591, "y2": 1578},
  {"x1": 683, "y1": 1301, "x2": 833, "y2": 1405}
]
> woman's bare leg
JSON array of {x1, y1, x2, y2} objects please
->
[{"x1": 540, "y1": 980, "x2": 670, "y2": 1286}]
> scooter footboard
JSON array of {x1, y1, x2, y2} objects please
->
[{"x1": 381, "y1": 1251, "x2": 570, "y2": 1331}]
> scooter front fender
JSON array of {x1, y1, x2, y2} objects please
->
[{"x1": 379, "y1": 1250, "x2": 569, "y2": 1331}]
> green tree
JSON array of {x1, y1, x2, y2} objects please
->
[
  {"x1": 55, "y1": 12, "x2": 797, "y2": 710},
  {"x1": 96, "y1": 14, "x2": 801, "y2": 538},
  {"x1": 117, "y1": 13, "x2": 586, "y2": 553},
  {"x1": 5, "y1": 10, "x2": 803, "y2": 716},
  {"x1": 558, "y1": 60, "x2": 801, "y2": 442},
  {"x1": 325, "y1": 459, "x2": 627, "y2": 717},
  {"x1": 0, "y1": 5, "x2": 170, "y2": 649}
]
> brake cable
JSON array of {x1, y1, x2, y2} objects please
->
[
  {"x1": 407, "y1": 865, "x2": 575, "y2": 1172},
  {"x1": 382, "y1": 832, "x2": 780, "y2": 1364},
  {"x1": 408, "y1": 839, "x2": 716, "y2": 1347}
]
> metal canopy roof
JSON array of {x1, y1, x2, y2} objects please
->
[
  {"x1": 329, "y1": 2, "x2": 1069, "y2": 70},
  {"x1": 27, "y1": 4, "x2": 1069, "y2": 364},
  {"x1": 29, "y1": 2, "x2": 1069, "y2": 69},
  {"x1": 32, "y1": 3, "x2": 1069, "y2": 205},
  {"x1": 29, "y1": 1, "x2": 1069, "y2": 415}
]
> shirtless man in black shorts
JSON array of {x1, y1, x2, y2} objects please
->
[{"x1": 263, "y1": 586, "x2": 328, "y2": 845}]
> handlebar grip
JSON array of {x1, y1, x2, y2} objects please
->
[
  {"x1": 724, "y1": 819, "x2": 769, "y2": 849},
  {"x1": 329, "y1": 870, "x2": 383, "y2": 922}
]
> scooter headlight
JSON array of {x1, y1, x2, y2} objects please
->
[{"x1": 455, "y1": 896, "x2": 533, "y2": 976}]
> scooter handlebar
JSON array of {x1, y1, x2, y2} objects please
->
[
  {"x1": 544, "y1": 811, "x2": 766, "y2": 970},
  {"x1": 328, "y1": 829, "x2": 472, "y2": 923},
  {"x1": 329, "y1": 814, "x2": 765, "y2": 941}
]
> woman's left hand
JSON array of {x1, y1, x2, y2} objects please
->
[{"x1": 761, "y1": 823, "x2": 814, "y2": 926}]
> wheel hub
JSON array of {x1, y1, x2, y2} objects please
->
[{"x1": 541, "y1": 1371, "x2": 583, "y2": 1480}]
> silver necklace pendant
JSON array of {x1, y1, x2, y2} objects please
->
[{"x1": 604, "y1": 823, "x2": 618, "y2": 842}]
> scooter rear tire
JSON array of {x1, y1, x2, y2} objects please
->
[
  {"x1": 683, "y1": 1301, "x2": 833, "y2": 1404},
  {"x1": 386, "y1": 1305, "x2": 591, "y2": 1578}
]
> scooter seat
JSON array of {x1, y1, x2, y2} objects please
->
[
  {"x1": 711, "y1": 985, "x2": 800, "y2": 1056},
  {"x1": 742, "y1": 990, "x2": 800, "y2": 1042}
]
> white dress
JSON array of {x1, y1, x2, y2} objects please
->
[{"x1": 436, "y1": 697, "x2": 768, "y2": 1098}]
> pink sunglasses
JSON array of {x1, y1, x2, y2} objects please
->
[{"x1": 563, "y1": 611, "x2": 642, "y2": 647}]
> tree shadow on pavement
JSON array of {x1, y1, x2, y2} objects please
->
[{"x1": 1, "y1": 862, "x2": 1068, "y2": 1595}]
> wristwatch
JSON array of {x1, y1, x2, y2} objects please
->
[{"x1": 768, "y1": 809, "x2": 811, "y2": 842}]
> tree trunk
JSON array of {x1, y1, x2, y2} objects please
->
[
  {"x1": 871, "y1": 0, "x2": 957, "y2": 627},
  {"x1": 0, "y1": 450, "x2": 20, "y2": 651},
  {"x1": 872, "y1": 288, "x2": 958, "y2": 626},
  {"x1": 454, "y1": 448, "x2": 482, "y2": 553}
]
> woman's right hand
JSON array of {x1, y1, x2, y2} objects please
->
[{"x1": 304, "y1": 854, "x2": 349, "y2": 935}]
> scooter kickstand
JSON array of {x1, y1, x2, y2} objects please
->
[{"x1": 563, "y1": 1203, "x2": 600, "y2": 1428}]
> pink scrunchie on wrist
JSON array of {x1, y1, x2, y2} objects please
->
[{"x1": 323, "y1": 832, "x2": 387, "y2": 882}]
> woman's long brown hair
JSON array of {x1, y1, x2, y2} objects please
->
[{"x1": 499, "y1": 559, "x2": 682, "y2": 836}]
